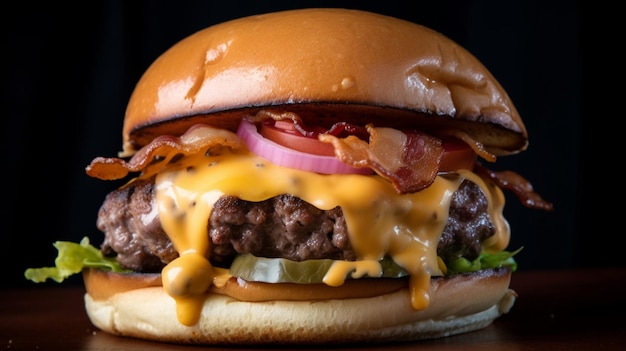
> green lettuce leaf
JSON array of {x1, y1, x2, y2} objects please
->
[
  {"x1": 445, "y1": 247, "x2": 522, "y2": 275},
  {"x1": 24, "y1": 237, "x2": 130, "y2": 283}
]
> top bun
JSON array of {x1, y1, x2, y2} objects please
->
[{"x1": 123, "y1": 8, "x2": 527, "y2": 156}]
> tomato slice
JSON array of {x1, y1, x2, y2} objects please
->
[
  {"x1": 260, "y1": 121, "x2": 335, "y2": 156},
  {"x1": 439, "y1": 138, "x2": 477, "y2": 172},
  {"x1": 260, "y1": 120, "x2": 476, "y2": 172}
]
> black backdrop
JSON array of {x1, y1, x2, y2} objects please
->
[{"x1": 4, "y1": 1, "x2": 601, "y2": 287}]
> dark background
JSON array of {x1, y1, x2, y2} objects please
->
[{"x1": 4, "y1": 1, "x2": 601, "y2": 287}]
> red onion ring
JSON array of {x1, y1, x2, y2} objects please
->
[{"x1": 236, "y1": 120, "x2": 373, "y2": 175}]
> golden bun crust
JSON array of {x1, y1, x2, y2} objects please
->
[
  {"x1": 123, "y1": 8, "x2": 526, "y2": 156},
  {"x1": 83, "y1": 268, "x2": 515, "y2": 344}
]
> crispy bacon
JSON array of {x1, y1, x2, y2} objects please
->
[
  {"x1": 86, "y1": 112, "x2": 551, "y2": 212},
  {"x1": 88, "y1": 104, "x2": 447, "y2": 195},
  {"x1": 320, "y1": 125, "x2": 443, "y2": 194},
  {"x1": 86, "y1": 124, "x2": 243, "y2": 180},
  {"x1": 474, "y1": 163, "x2": 554, "y2": 211},
  {"x1": 251, "y1": 110, "x2": 369, "y2": 140}
]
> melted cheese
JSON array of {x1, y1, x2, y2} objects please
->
[{"x1": 154, "y1": 147, "x2": 508, "y2": 326}]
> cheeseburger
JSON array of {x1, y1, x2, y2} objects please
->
[{"x1": 26, "y1": 8, "x2": 553, "y2": 344}]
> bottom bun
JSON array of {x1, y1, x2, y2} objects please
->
[{"x1": 83, "y1": 268, "x2": 516, "y2": 344}]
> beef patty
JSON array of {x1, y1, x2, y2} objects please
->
[{"x1": 97, "y1": 176, "x2": 494, "y2": 272}]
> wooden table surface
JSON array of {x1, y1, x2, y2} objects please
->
[{"x1": 2, "y1": 267, "x2": 625, "y2": 350}]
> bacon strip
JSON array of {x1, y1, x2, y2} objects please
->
[
  {"x1": 86, "y1": 124, "x2": 243, "y2": 180},
  {"x1": 320, "y1": 125, "x2": 443, "y2": 194},
  {"x1": 474, "y1": 163, "x2": 554, "y2": 211}
]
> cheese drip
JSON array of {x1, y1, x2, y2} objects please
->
[{"x1": 155, "y1": 147, "x2": 506, "y2": 325}]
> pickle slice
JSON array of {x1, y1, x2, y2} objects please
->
[{"x1": 229, "y1": 254, "x2": 408, "y2": 284}]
